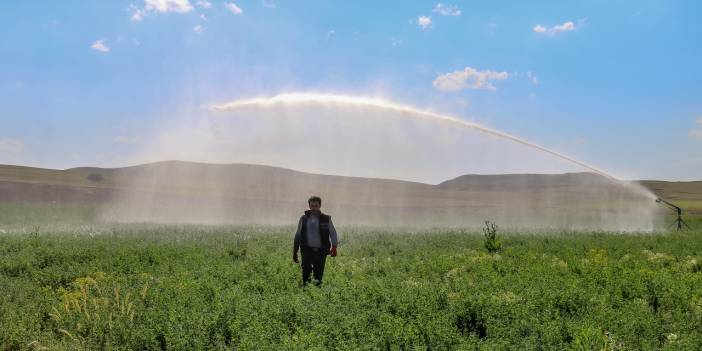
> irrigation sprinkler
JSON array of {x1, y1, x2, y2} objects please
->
[{"x1": 655, "y1": 198, "x2": 691, "y2": 231}]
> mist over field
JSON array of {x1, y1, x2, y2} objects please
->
[
  {"x1": 0, "y1": 94, "x2": 669, "y2": 232},
  {"x1": 84, "y1": 96, "x2": 662, "y2": 231},
  {"x1": 92, "y1": 162, "x2": 660, "y2": 231}
]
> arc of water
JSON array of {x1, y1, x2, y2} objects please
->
[{"x1": 212, "y1": 93, "x2": 617, "y2": 180}]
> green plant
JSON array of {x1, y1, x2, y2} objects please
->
[
  {"x1": 1, "y1": 212, "x2": 702, "y2": 349},
  {"x1": 483, "y1": 220, "x2": 502, "y2": 253}
]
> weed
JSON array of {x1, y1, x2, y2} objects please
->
[{"x1": 483, "y1": 221, "x2": 502, "y2": 253}]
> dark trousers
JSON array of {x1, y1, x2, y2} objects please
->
[{"x1": 300, "y1": 246, "x2": 327, "y2": 286}]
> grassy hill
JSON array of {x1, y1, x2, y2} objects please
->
[
  {"x1": 0, "y1": 161, "x2": 698, "y2": 228},
  {"x1": 1, "y1": 161, "x2": 699, "y2": 202},
  {"x1": 636, "y1": 180, "x2": 702, "y2": 214}
]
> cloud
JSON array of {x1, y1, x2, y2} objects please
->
[
  {"x1": 0, "y1": 139, "x2": 24, "y2": 155},
  {"x1": 200, "y1": 13, "x2": 208, "y2": 21},
  {"x1": 145, "y1": 0, "x2": 193, "y2": 13},
  {"x1": 225, "y1": 2, "x2": 243, "y2": 14},
  {"x1": 690, "y1": 118, "x2": 702, "y2": 140},
  {"x1": 90, "y1": 39, "x2": 110, "y2": 53},
  {"x1": 130, "y1": 0, "x2": 194, "y2": 21},
  {"x1": 526, "y1": 71, "x2": 538, "y2": 85},
  {"x1": 193, "y1": 24, "x2": 204, "y2": 33},
  {"x1": 533, "y1": 20, "x2": 577, "y2": 35},
  {"x1": 533, "y1": 25, "x2": 547, "y2": 33},
  {"x1": 391, "y1": 38, "x2": 403, "y2": 46},
  {"x1": 433, "y1": 67, "x2": 509, "y2": 91},
  {"x1": 262, "y1": 0, "x2": 276, "y2": 8},
  {"x1": 195, "y1": 0, "x2": 212, "y2": 8},
  {"x1": 418, "y1": 16, "x2": 432, "y2": 30},
  {"x1": 554, "y1": 21, "x2": 575, "y2": 32},
  {"x1": 129, "y1": 5, "x2": 146, "y2": 21},
  {"x1": 325, "y1": 30, "x2": 335, "y2": 40},
  {"x1": 433, "y1": 3, "x2": 461, "y2": 16}
]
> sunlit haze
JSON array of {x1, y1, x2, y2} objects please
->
[{"x1": 1, "y1": 1, "x2": 701, "y2": 181}]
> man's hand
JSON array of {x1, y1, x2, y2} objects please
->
[
  {"x1": 293, "y1": 252, "x2": 299, "y2": 263},
  {"x1": 330, "y1": 245, "x2": 337, "y2": 257}
]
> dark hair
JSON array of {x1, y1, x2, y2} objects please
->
[{"x1": 308, "y1": 196, "x2": 322, "y2": 205}]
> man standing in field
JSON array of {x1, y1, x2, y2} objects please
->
[{"x1": 293, "y1": 196, "x2": 338, "y2": 286}]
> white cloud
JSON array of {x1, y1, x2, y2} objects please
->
[
  {"x1": 391, "y1": 38, "x2": 403, "y2": 46},
  {"x1": 533, "y1": 25, "x2": 547, "y2": 33},
  {"x1": 533, "y1": 20, "x2": 577, "y2": 35},
  {"x1": 418, "y1": 16, "x2": 432, "y2": 30},
  {"x1": 690, "y1": 118, "x2": 702, "y2": 140},
  {"x1": 196, "y1": 0, "x2": 212, "y2": 8},
  {"x1": 130, "y1": 0, "x2": 194, "y2": 21},
  {"x1": 145, "y1": 0, "x2": 193, "y2": 13},
  {"x1": 433, "y1": 3, "x2": 461, "y2": 16},
  {"x1": 325, "y1": 30, "x2": 335, "y2": 40},
  {"x1": 0, "y1": 139, "x2": 24, "y2": 155},
  {"x1": 553, "y1": 21, "x2": 575, "y2": 32},
  {"x1": 193, "y1": 24, "x2": 205, "y2": 33},
  {"x1": 200, "y1": 13, "x2": 208, "y2": 21},
  {"x1": 129, "y1": 5, "x2": 146, "y2": 21},
  {"x1": 262, "y1": 0, "x2": 276, "y2": 8},
  {"x1": 90, "y1": 39, "x2": 110, "y2": 53},
  {"x1": 526, "y1": 71, "x2": 538, "y2": 85},
  {"x1": 225, "y1": 2, "x2": 243, "y2": 14},
  {"x1": 433, "y1": 67, "x2": 509, "y2": 91}
]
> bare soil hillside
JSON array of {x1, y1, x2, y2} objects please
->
[{"x1": 1, "y1": 161, "x2": 695, "y2": 229}]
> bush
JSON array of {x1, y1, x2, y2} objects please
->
[
  {"x1": 86, "y1": 173, "x2": 104, "y2": 182},
  {"x1": 483, "y1": 221, "x2": 502, "y2": 253}
]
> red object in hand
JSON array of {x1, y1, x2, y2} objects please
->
[{"x1": 330, "y1": 245, "x2": 337, "y2": 257}]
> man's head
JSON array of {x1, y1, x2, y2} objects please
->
[{"x1": 308, "y1": 196, "x2": 322, "y2": 213}]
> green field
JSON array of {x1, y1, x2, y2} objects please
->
[{"x1": 2, "y1": 213, "x2": 702, "y2": 350}]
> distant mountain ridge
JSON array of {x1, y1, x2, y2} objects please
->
[
  {"x1": 0, "y1": 160, "x2": 699, "y2": 198},
  {"x1": 437, "y1": 172, "x2": 618, "y2": 191},
  {"x1": 0, "y1": 161, "x2": 699, "y2": 226}
]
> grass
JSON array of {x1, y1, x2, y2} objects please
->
[
  {"x1": 675, "y1": 200, "x2": 702, "y2": 214},
  {"x1": 0, "y1": 202, "x2": 98, "y2": 230},
  {"x1": 1, "y1": 218, "x2": 702, "y2": 350},
  {"x1": 0, "y1": 165, "x2": 118, "y2": 188}
]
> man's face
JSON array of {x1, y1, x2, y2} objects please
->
[{"x1": 308, "y1": 201, "x2": 321, "y2": 213}]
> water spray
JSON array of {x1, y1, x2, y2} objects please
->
[
  {"x1": 655, "y1": 198, "x2": 691, "y2": 231},
  {"x1": 212, "y1": 93, "x2": 617, "y2": 181},
  {"x1": 99, "y1": 92, "x2": 663, "y2": 231}
]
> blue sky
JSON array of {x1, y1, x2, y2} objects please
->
[{"x1": 0, "y1": 0, "x2": 700, "y2": 181}]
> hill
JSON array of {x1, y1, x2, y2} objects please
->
[
  {"x1": 0, "y1": 161, "x2": 697, "y2": 228},
  {"x1": 636, "y1": 180, "x2": 702, "y2": 214}
]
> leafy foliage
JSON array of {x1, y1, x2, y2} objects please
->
[
  {"x1": 0, "y1": 221, "x2": 701, "y2": 349},
  {"x1": 483, "y1": 221, "x2": 502, "y2": 253}
]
